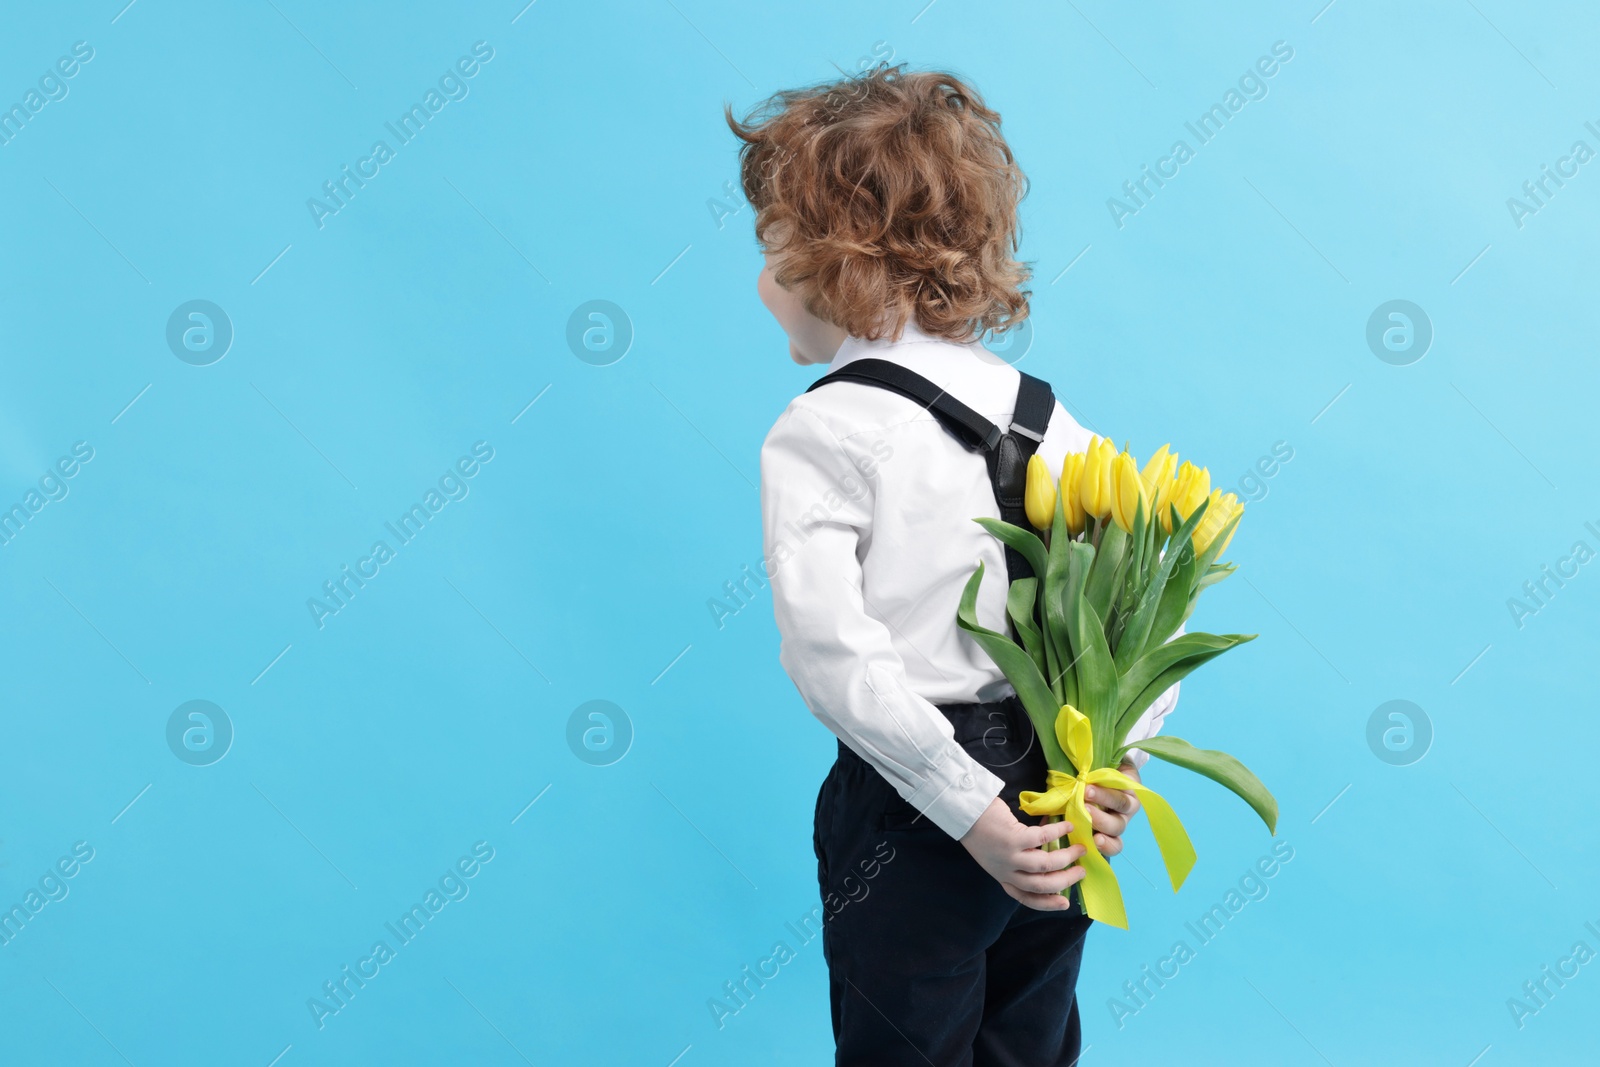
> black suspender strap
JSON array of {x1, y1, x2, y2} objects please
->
[
  {"x1": 1009, "y1": 369, "x2": 1053, "y2": 444},
  {"x1": 810, "y1": 359, "x2": 1003, "y2": 452},
  {"x1": 805, "y1": 357, "x2": 1055, "y2": 586},
  {"x1": 983, "y1": 371, "x2": 1054, "y2": 584}
]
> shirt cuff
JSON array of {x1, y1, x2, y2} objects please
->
[{"x1": 907, "y1": 742, "x2": 1005, "y2": 840}]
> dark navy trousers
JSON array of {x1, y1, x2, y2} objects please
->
[{"x1": 814, "y1": 695, "x2": 1093, "y2": 1067}]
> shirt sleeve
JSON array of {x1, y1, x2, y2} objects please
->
[{"x1": 761, "y1": 403, "x2": 1004, "y2": 840}]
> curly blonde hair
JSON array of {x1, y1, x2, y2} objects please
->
[{"x1": 727, "y1": 65, "x2": 1030, "y2": 342}]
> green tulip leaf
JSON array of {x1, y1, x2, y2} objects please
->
[
  {"x1": 1066, "y1": 587, "x2": 1119, "y2": 767},
  {"x1": 1126, "y1": 499, "x2": 1148, "y2": 588},
  {"x1": 1193, "y1": 510, "x2": 1243, "y2": 574},
  {"x1": 1182, "y1": 513, "x2": 1245, "y2": 626},
  {"x1": 1041, "y1": 496, "x2": 1075, "y2": 703},
  {"x1": 1120, "y1": 734, "x2": 1278, "y2": 833},
  {"x1": 1119, "y1": 633, "x2": 1250, "y2": 711},
  {"x1": 1146, "y1": 536, "x2": 1198, "y2": 654},
  {"x1": 1114, "y1": 500, "x2": 1210, "y2": 671},
  {"x1": 1084, "y1": 521, "x2": 1128, "y2": 620},
  {"x1": 1114, "y1": 632, "x2": 1256, "y2": 740},
  {"x1": 1196, "y1": 563, "x2": 1236, "y2": 593},
  {"x1": 1006, "y1": 577, "x2": 1046, "y2": 677},
  {"x1": 957, "y1": 562, "x2": 1067, "y2": 770},
  {"x1": 974, "y1": 517, "x2": 1049, "y2": 582},
  {"x1": 1053, "y1": 539, "x2": 1094, "y2": 709}
]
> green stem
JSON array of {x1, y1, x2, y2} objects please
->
[{"x1": 1042, "y1": 813, "x2": 1063, "y2": 852}]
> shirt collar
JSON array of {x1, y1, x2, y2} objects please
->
[{"x1": 828, "y1": 321, "x2": 989, "y2": 377}]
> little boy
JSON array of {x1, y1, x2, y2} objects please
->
[{"x1": 730, "y1": 67, "x2": 1179, "y2": 1065}]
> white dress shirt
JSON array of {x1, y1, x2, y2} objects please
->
[{"x1": 760, "y1": 323, "x2": 1180, "y2": 840}]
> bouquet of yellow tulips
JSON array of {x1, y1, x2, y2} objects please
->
[{"x1": 956, "y1": 437, "x2": 1276, "y2": 929}]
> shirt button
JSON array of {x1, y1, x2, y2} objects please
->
[{"x1": 959, "y1": 773, "x2": 975, "y2": 789}]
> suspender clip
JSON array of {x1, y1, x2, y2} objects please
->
[{"x1": 1009, "y1": 423, "x2": 1044, "y2": 444}]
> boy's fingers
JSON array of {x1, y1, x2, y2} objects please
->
[
  {"x1": 1033, "y1": 819, "x2": 1073, "y2": 847},
  {"x1": 1000, "y1": 883, "x2": 1075, "y2": 911},
  {"x1": 1018, "y1": 843, "x2": 1085, "y2": 873},
  {"x1": 1011, "y1": 889, "x2": 1075, "y2": 915},
  {"x1": 1012, "y1": 864, "x2": 1087, "y2": 895},
  {"x1": 1094, "y1": 831, "x2": 1123, "y2": 858},
  {"x1": 1086, "y1": 785, "x2": 1139, "y2": 816},
  {"x1": 1088, "y1": 805, "x2": 1128, "y2": 837}
]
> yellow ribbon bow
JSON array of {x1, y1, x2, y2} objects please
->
[{"x1": 1019, "y1": 705, "x2": 1198, "y2": 929}]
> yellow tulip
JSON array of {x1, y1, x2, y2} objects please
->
[
  {"x1": 1141, "y1": 445, "x2": 1177, "y2": 514},
  {"x1": 1079, "y1": 436, "x2": 1115, "y2": 521},
  {"x1": 1164, "y1": 461, "x2": 1211, "y2": 533},
  {"x1": 1193, "y1": 490, "x2": 1244, "y2": 556},
  {"x1": 1024, "y1": 454, "x2": 1056, "y2": 531},
  {"x1": 1110, "y1": 451, "x2": 1148, "y2": 532},
  {"x1": 1059, "y1": 451, "x2": 1087, "y2": 535}
]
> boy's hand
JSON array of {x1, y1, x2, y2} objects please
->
[
  {"x1": 1084, "y1": 762, "x2": 1142, "y2": 858},
  {"x1": 959, "y1": 797, "x2": 1087, "y2": 911}
]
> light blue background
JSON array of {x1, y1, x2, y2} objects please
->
[{"x1": 1, "y1": 1, "x2": 1595, "y2": 1064}]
